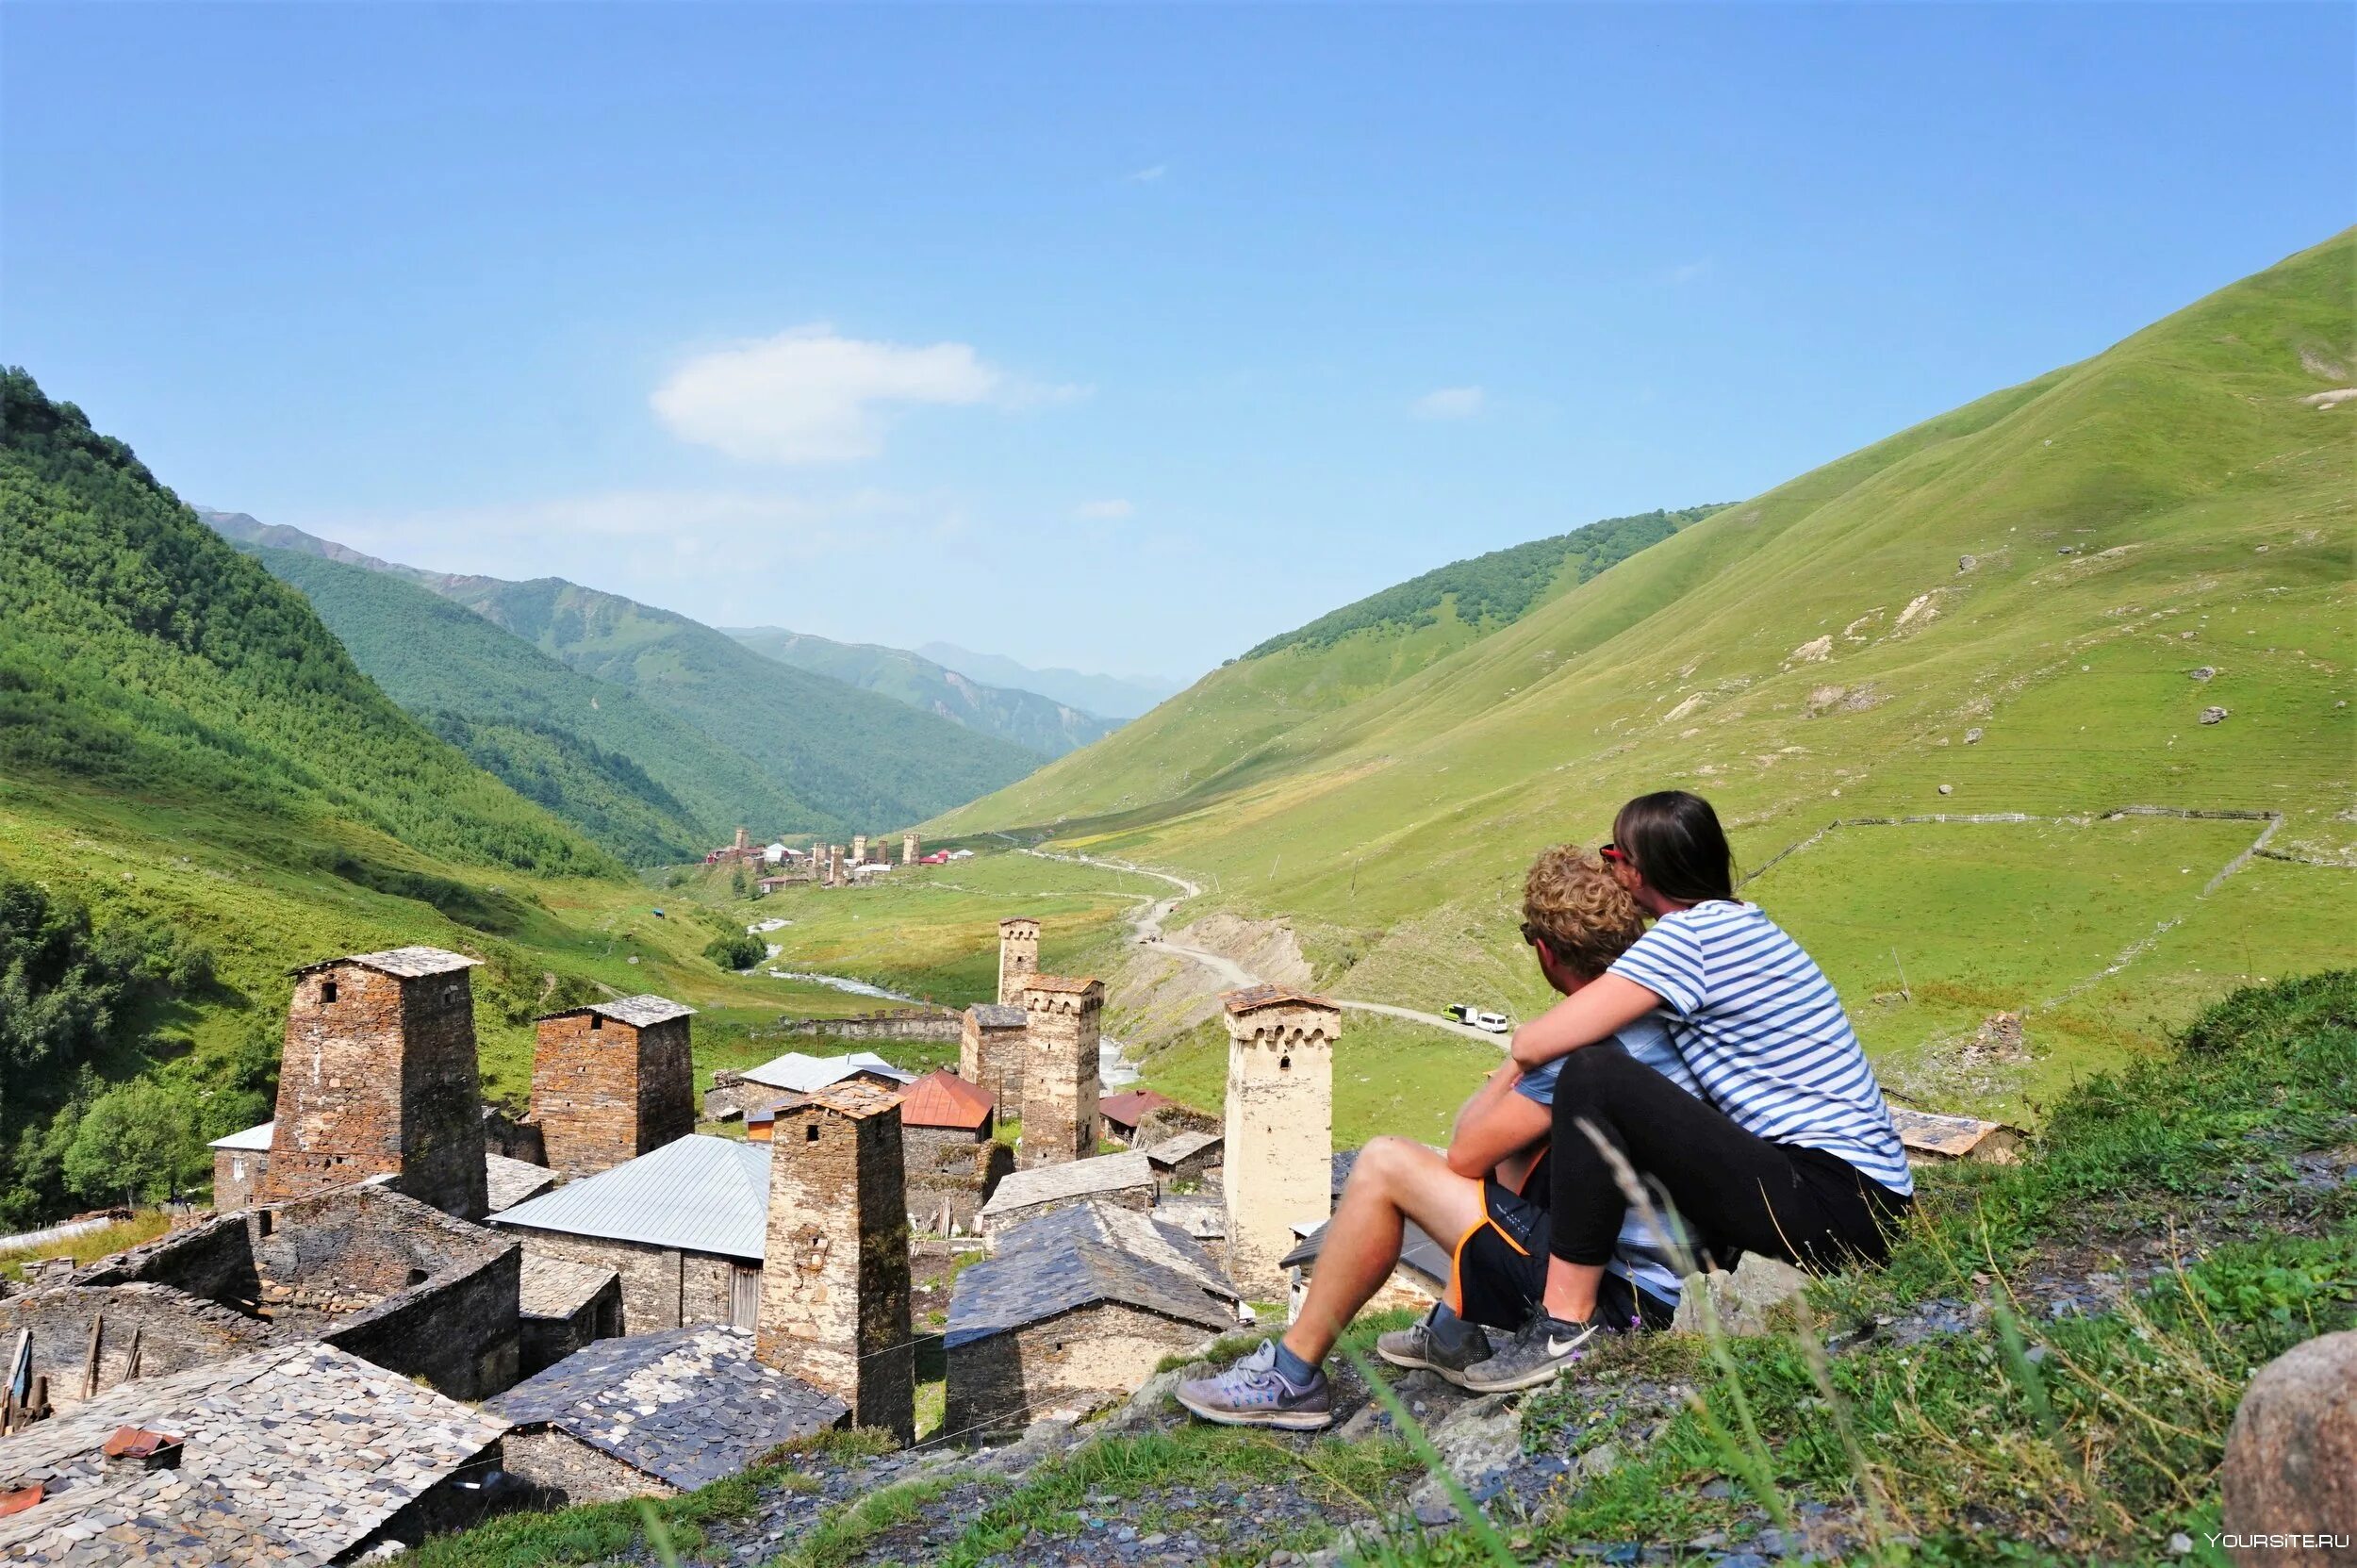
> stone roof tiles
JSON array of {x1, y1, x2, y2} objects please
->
[
  {"x1": 0, "y1": 1341, "x2": 505, "y2": 1564},
  {"x1": 997, "y1": 916, "x2": 1040, "y2": 930},
  {"x1": 491, "y1": 1134, "x2": 770, "y2": 1262},
  {"x1": 1022, "y1": 974, "x2": 1101, "y2": 996},
  {"x1": 1222, "y1": 983, "x2": 1337, "y2": 1016},
  {"x1": 979, "y1": 1151, "x2": 1156, "y2": 1218},
  {"x1": 965, "y1": 1003, "x2": 1029, "y2": 1030},
  {"x1": 948, "y1": 1202, "x2": 1239, "y2": 1349},
  {"x1": 484, "y1": 1327, "x2": 845, "y2": 1492},
  {"x1": 1145, "y1": 1130, "x2": 1223, "y2": 1168},
  {"x1": 804, "y1": 1080, "x2": 903, "y2": 1120},
  {"x1": 538, "y1": 994, "x2": 698, "y2": 1029},
  {"x1": 288, "y1": 946, "x2": 481, "y2": 979},
  {"x1": 518, "y1": 1253, "x2": 621, "y2": 1320},
  {"x1": 486, "y1": 1153, "x2": 561, "y2": 1214}
]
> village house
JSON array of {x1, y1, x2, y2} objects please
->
[
  {"x1": 959, "y1": 1002, "x2": 1030, "y2": 1115},
  {"x1": 1277, "y1": 1147, "x2": 1449, "y2": 1321},
  {"x1": 976, "y1": 1150, "x2": 1157, "y2": 1241},
  {"x1": 516, "y1": 1253, "x2": 624, "y2": 1377},
  {"x1": 1144, "y1": 1129, "x2": 1224, "y2": 1189},
  {"x1": 0, "y1": 1341, "x2": 511, "y2": 1564},
  {"x1": 702, "y1": 1050, "x2": 914, "y2": 1122},
  {"x1": 210, "y1": 1119, "x2": 555, "y2": 1216},
  {"x1": 529, "y1": 995, "x2": 698, "y2": 1178},
  {"x1": 942, "y1": 1201, "x2": 1243, "y2": 1443},
  {"x1": 489, "y1": 1134, "x2": 768, "y2": 1335},
  {"x1": 486, "y1": 1325, "x2": 845, "y2": 1506},
  {"x1": 896, "y1": 1068, "x2": 1012, "y2": 1231},
  {"x1": 1096, "y1": 1088, "x2": 1179, "y2": 1147}
]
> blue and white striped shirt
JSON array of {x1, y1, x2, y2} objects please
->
[{"x1": 1607, "y1": 901, "x2": 1914, "y2": 1197}]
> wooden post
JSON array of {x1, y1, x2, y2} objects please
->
[
  {"x1": 124, "y1": 1326, "x2": 143, "y2": 1383},
  {"x1": 82, "y1": 1312, "x2": 104, "y2": 1399}
]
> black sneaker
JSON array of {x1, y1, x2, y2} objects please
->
[
  {"x1": 1459, "y1": 1311, "x2": 1601, "y2": 1393},
  {"x1": 1375, "y1": 1309, "x2": 1492, "y2": 1386}
]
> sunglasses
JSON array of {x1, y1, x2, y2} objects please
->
[{"x1": 1600, "y1": 843, "x2": 1630, "y2": 865}]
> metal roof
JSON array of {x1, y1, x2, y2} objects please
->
[
  {"x1": 965, "y1": 1003, "x2": 1028, "y2": 1030},
  {"x1": 209, "y1": 1120, "x2": 274, "y2": 1151},
  {"x1": 539, "y1": 994, "x2": 697, "y2": 1029},
  {"x1": 898, "y1": 1069, "x2": 995, "y2": 1131},
  {"x1": 288, "y1": 946, "x2": 480, "y2": 979},
  {"x1": 1097, "y1": 1089, "x2": 1178, "y2": 1128},
  {"x1": 980, "y1": 1151, "x2": 1155, "y2": 1216},
  {"x1": 490, "y1": 1135, "x2": 770, "y2": 1261},
  {"x1": 737, "y1": 1050, "x2": 915, "y2": 1093}
]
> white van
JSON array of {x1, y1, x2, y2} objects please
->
[{"x1": 1469, "y1": 1010, "x2": 1511, "y2": 1034}]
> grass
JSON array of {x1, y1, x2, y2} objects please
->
[
  {"x1": 405, "y1": 1455, "x2": 813, "y2": 1568},
  {"x1": 1136, "y1": 1012, "x2": 1499, "y2": 1147},
  {"x1": 0, "y1": 1212, "x2": 169, "y2": 1279}
]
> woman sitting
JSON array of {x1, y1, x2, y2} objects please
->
[{"x1": 1461, "y1": 788, "x2": 1914, "y2": 1391}]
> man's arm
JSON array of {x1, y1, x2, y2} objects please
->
[
  {"x1": 1508, "y1": 974, "x2": 1661, "y2": 1069},
  {"x1": 1446, "y1": 1067, "x2": 1551, "y2": 1180}
]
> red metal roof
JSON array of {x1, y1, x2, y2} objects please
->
[
  {"x1": 1097, "y1": 1089, "x2": 1179, "y2": 1129},
  {"x1": 898, "y1": 1069, "x2": 996, "y2": 1131}
]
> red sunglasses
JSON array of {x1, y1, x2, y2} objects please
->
[{"x1": 1600, "y1": 843, "x2": 1629, "y2": 865}]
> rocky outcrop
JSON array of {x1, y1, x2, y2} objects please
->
[
  {"x1": 2220, "y1": 1330, "x2": 2357, "y2": 1566},
  {"x1": 1671, "y1": 1254, "x2": 1814, "y2": 1336}
]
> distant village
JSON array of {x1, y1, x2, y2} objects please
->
[
  {"x1": 704, "y1": 827, "x2": 973, "y2": 895},
  {"x1": 0, "y1": 914, "x2": 1386, "y2": 1561}
]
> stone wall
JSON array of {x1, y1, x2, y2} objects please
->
[
  {"x1": 906, "y1": 1129, "x2": 1011, "y2": 1231},
  {"x1": 960, "y1": 1014, "x2": 1028, "y2": 1117},
  {"x1": 503, "y1": 1427, "x2": 676, "y2": 1508},
  {"x1": 943, "y1": 1303, "x2": 1205, "y2": 1444},
  {"x1": 756, "y1": 1088, "x2": 915, "y2": 1443},
  {"x1": 978, "y1": 1180, "x2": 1155, "y2": 1242},
  {"x1": 519, "y1": 1275, "x2": 624, "y2": 1378},
  {"x1": 778, "y1": 1008, "x2": 964, "y2": 1043},
  {"x1": 213, "y1": 1148, "x2": 267, "y2": 1213},
  {"x1": 0, "y1": 1282, "x2": 271, "y2": 1412},
  {"x1": 1222, "y1": 991, "x2": 1338, "y2": 1297},
  {"x1": 325, "y1": 1243, "x2": 520, "y2": 1400},
  {"x1": 532, "y1": 1013, "x2": 696, "y2": 1177},
  {"x1": 505, "y1": 1230, "x2": 745, "y2": 1335},
  {"x1": 1018, "y1": 980, "x2": 1102, "y2": 1169}
]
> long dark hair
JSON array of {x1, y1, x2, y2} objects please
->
[{"x1": 1612, "y1": 790, "x2": 1737, "y2": 904}]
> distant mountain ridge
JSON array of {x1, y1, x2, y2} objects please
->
[
  {"x1": 200, "y1": 512, "x2": 1043, "y2": 834},
  {"x1": 722, "y1": 627, "x2": 1117, "y2": 757},
  {"x1": 915, "y1": 642, "x2": 1183, "y2": 719}
]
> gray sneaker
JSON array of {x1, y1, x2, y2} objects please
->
[
  {"x1": 1375, "y1": 1312, "x2": 1492, "y2": 1386},
  {"x1": 1459, "y1": 1312, "x2": 1601, "y2": 1393},
  {"x1": 1174, "y1": 1339, "x2": 1333, "y2": 1430}
]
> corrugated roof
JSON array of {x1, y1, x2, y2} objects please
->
[
  {"x1": 948, "y1": 1203, "x2": 1238, "y2": 1346},
  {"x1": 209, "y1": 1120, "x2": 274, "y2": 1152},
  {"x1": 898, "y1": 1069, "x2": 995, "y2": 1130},
  {"x1": 1223, "y1": 983, "x2": 1336, "y2": 1016},
  {"x1": 540, "y1": 994, "x2": 697, "y2": 1028},
  {"x1": 491, "y1": 1135, "x2": 769, "y2": 1261},
  {"x1": 966, "y1": 1003, "x2": 1028, "y2": 1030},
  {"x1": 738, "y1": 1050, "x2": 915, "y2": 1093},
  {"x1": 1098, "y1": 1089, "x2": 1178, "y2": 1128},
  {"x1": 289, "y1": 946, "x2": 480, "y2": 979},
  {"x1": 980, "y1": 1151, "x2": 1154, "y2": 1216}
]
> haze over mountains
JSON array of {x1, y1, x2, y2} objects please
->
[{"x1": 915, "y1": 644, "x2": 1185, "y2": 720}]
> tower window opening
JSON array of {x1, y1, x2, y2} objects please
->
[{"x1": 320, "y1": 982, "x2": 338, "y2": 1004}]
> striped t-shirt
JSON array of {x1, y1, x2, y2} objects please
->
[{"x1": 1607, "y1": 901, "x2": 1914, "y2": 1197}]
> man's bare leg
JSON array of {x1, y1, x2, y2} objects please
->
[{"x1": 1278, "y1": 1136, "x2": 1490, "y2": 1366}]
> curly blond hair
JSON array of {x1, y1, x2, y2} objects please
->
[{"x1": 1522, "y1": 844, "x2": 1646, "y2": 979}]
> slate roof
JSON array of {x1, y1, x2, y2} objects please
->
[
  {"x1": 898, "y1": 1070, "x2": 995, "y2": 1131},
  {"x1": 208, "y1": 1120, "x2": 274, "y2": 1152},
  {"x1": 947, "y1": 1202, "x2": 1239, "y2": 1349},
  {"x1": 486, "y1": 1153, "x2": 561, "y2": 1214},
  {"x1": 485, "y1": 1327, "x2": 846, "y2": 1491},
  {"x1": 1277, "y1": 1147, "x2": 1451, "y2": 1282},
  {"x1": 288, "y1": 946, "x2": 480, "y2": 979},
  {"x1": 979, "y1": 1151, "x2": 1155, "y2": 1218},
  {"x1": 1097, "y1": 1089, "x2": 1178, "y2": 1129},
  {"x1": 1223, "y1": 983, "x2": 1336, "y2": 1015},
  {"x1": 518, "y1": 1253, "x2": 621, "y2": 1319},
  {"x1": 1145, "y1": 1130, "x2": 1223, "y2": 1169},
  {"x1": 0, "y1": 1342, "x2": 505, "y2": 1564},
  {"x1": 738, "y1": 1050, "x2": 915, "y2": 1094},
  {"x1": 965, "y1": 1003, "x2": 1028, "y2": 1030},
  {"x1": 540, "y1": 995, "x2": 698, "y2": 1029},
  {"x1": 491, "y1": 1134, "x2": 770, "y2": 1262},
  {"x1": 1022, "y1": 974, "x2": 1100, "y2": 996},
  {"x1": 1150, "y1": 1194, "x2": 1226, "y2": 1239}
]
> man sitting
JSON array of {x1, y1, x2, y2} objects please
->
[{"x1": 1177, "y1": 845, "x2": 1700, "y2": 1428}]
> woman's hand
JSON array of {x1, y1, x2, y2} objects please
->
[{"x1": 1508, "y1": 973, "x2": 1665, "y2": 1067}]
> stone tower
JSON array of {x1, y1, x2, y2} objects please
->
[
  {"x1": 755, "y1": 1081, "x2": 915, "y2": 1443},
  {"x1": 851, "y1": 834, "x2": 867, "y2": 865},
  {"x1": 810, "y1": 842, "x2": 824, "y2": 881},
  {"x1": 530, "y1": 996, "x2": 698, "y2": 1178},
  {"x1": 960, "y1": 1003, "x2": 1030, "y2": 1116},
  {"x1": 1221, "y1": 984, "x2": 1338, "y2": 1296},
  {"x1": 996, "y1": 917, "x2": 1041, "y2": 1006},
  {"x1": 829, "y1": 846, "x2": 845, "y2": 887},
  {"x1": 1018, "y1": 976, "x2": 1103, "y2": 1168},
  {"x1": 902, "y1": 833, "x2": 918, "y2": 866},
  {"x1": 733, "y1": 826, "x2": 750, "y2": 854},
  {"x1": 261, "y1": 947, "x2": 490, "y2": 1221}
]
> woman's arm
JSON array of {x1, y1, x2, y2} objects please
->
[{"x1": 1508, "y1": 973, "x2": 1663, "y2": 1068}]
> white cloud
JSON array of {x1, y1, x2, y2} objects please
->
[
  {"x1": 1073, "y1": 498, "x2": 1134, "y2": 521},
  {"x1": 651, "y1": 325, "x2": 1078, "y2": 464},
  {"x1": 1411, "y1": 385, "x2": 1487, "y2": 421},
  {"x1": 1123, "y1": 163, "x2": 1167, "y2": 183}
]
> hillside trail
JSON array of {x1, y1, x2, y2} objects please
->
[{"x1": 1004, "y1": 842, "x2": 1499, "y2": 1045}]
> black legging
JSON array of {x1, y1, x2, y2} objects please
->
[{"x1": 1546, "y1": 1043, "x2": 1911, "y2": 1275}]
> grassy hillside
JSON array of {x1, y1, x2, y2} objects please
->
[
  {"x1": 934, "y1": 232, "x2": 2357, "y2": 1115},
  {"x1": 250, "y1": 547, "x2": 817, "y2": 863},
  {"x1": 725, "y1": 626, "x2": 1115, "y2": 756}
]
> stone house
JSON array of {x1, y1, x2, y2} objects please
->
[
  {"x1": 490, "y1": 1134, "x2": 768, "y2": 1335},
  {"x1": 517, "y1": 1253, "x2": 624, "y2": 1377},
  {"x1": 0, "y1": 1341, "x2": 510, "y2": 1564},
  {"x1": 206, "y1": 1121, "x2": 273, "y2": 1212},
  {"x1": 976, "y1": 1151, "x2": 1156, "y2": 1242},
  {"x1": 959, "y1": 1003, "x2": 1029, "y2": 1116},
  {"x1": 1096, "y1": 1089, "x2": 1178, "y2": 1147},
  {"x1": 529, "y1": 995, "x2": 698, "y2": 1178},
  {"x1": 943, "y1": 1202, "x2": 1242, "y2": 1443},
  {"x1": 1017, "y1": 975, "x2": 1104, "y2": 1168},
  {"x1": 1145, "y1": 1130, "x2": 1223, "y2": 1188},
  {"x1": 487, "y1": 1326, "x2": 844, "y2": 1506},
  {"x1": 703, "y1": 1050, "x2": 914, "y2": 1121},
  {"x1": 898, "y1": 1069, "x2": 1012, "y2": 1231}
]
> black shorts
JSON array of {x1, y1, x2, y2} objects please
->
[{"x1": 1449, "y1": 1180, "x2": 1675, "y2": 1334}]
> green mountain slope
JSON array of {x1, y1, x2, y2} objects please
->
[
  {"x1": 935, "y1": 233, "x2": 2357, "y2": 1110},
  {"x1": 724, "y1": 626, "x2": 1115, "y2": 756},
  {"x1": 423, "y1": 574, "x2": 1041, "y2": 833},
  {"x1": 248, "y1": 547, "x2": 819, "y2": 863},
  {"x1": 0, "y1": 371, "x2": 615, "y2": 882}
]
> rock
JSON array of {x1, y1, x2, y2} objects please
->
[
  {"x1": 1404, "y1": 1395, "x2": 1521, "y2": 1526},
  {"x1": 2200, "y1": 706, "x2": 2230, "y2": 725},
  {"x1": 1937, "y1": 784, "x2": 1953, "y2": 796},
  {"x1": 2167, "y1": 1533, "x2": 2194, "y2": 1556},
  {"x1": 2190, "y1": 666, "x2": 2217, "y2": 681},
  {"x1": 1957, "y1": 554, "x2": 1977, "y2": 572},
  {"x1": 1576, "y1": 1440, "x2": 1622, "y2": 1478},
  {"x1": 1673, "y1": 1255, "x2": 1814, "y2": 1336},
  {"x1": 1964, "y1": 727, "x2": 1984, "y2": 744},
  {"x1": 2221, "y1": 1330, "x2": 2357, "y2": 1563}
]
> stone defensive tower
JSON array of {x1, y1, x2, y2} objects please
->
[
  {"x1": 755, "y1": 1081, "x2": 915, "y2": 1442},
  {"x1": 261, "y1": 947, "x2": 490, "y2": 1221},
  {"x1": 829, "y1": 846, "x2": 845, "y2": 887},
  {"x1": 1221, "y1": 984, "x2": 1339, "y2": 1296},
  {"x1": 996, "y1": 917, "x2": 1040, "y2": 1006},
  {"x1": 851, "y1": 834, "x2": 867, "y2": 865},
  {"x1": 959, "y1": 1002, "x2": 1030, "y2": 1116},
  {"x1": 1018, "y1": 976, "x2": 1103, "y2": 1168},
  {"x1": 902, "y1": 833, "x2": 919, "y2": 866},
  {"x1": 529, "y1": 996, "x2": 698, "y2": 1178}
]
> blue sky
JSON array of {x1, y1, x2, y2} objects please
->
[{"x1": 6, "y1": 5, "x2": 2349, "y2": 682}]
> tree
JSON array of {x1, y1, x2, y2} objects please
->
[
  {"x1": 730, "y1": 864, "x2": 750, "y2": 899},
  {"x1": 62, "y1": 1077, "x2": 202, "y2": 1208}
]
